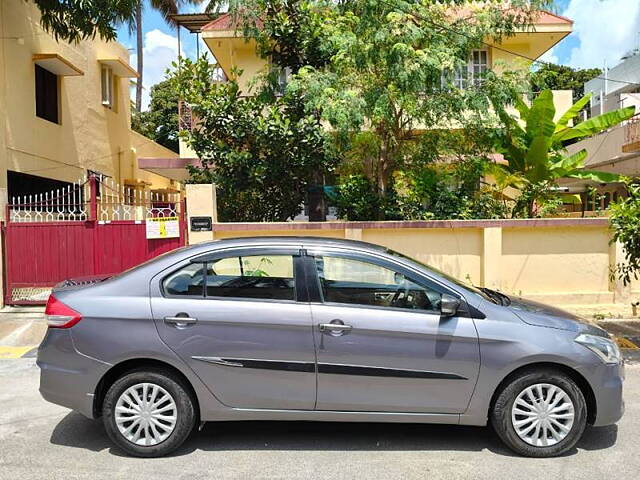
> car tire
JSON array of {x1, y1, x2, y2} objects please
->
[
  {"x1": 102, "y1": 369, "x2": 196, "y2": 457},
  {"x1": 491, "y1": 368, "x2": 587, "y2": 457}
]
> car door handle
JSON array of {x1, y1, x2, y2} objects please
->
[
  {"x1": 164, "y1": 316, "x2": 197, "y2": 328},
  {"x1": 319, "y1": 323, "x2": 352, "y2": 332}
]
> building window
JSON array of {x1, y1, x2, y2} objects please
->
[
  {"x1": 35, "y1": 64, "x2": 59, "y2": 124},
  {"x1": 443, "y1": 49, "x2": 489, "y2": 89},
  {"x1": 453, "y1": 65, "x2": 467, "y2": 89},
  {"x1": 101, "y1": 65, "x2": 115, "y2": 109},
  {"x1": 470, "y1": 49, "x2": 488, "y2": 86}
]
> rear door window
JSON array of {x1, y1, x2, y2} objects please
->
[
  {"x1": 205, "y1": 254, "x2": 295, "y2": 301},
  {"x1": 163, "y1": 263, "x2": 204, "y2": 297}
]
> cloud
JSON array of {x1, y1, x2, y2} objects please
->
[
  {"x1": 538, "y1": 49, "x2": 559, "y2": 66},
  {"x1": 561, "y1": 0, "x2": 640, "y2": 69},
  {"x1": 130, "y1": 29, "x2": 181, "y2": 110}
]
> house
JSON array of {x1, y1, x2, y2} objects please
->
[
  {"x1": 560, "y1": 52, "x2": 640, "y2": 214},
  {"x1": 166, "y1": 10, "x2": 574, "y2": 157},
  {"x1": 147, "y1": 9, "x2": 577, "y2": 220},
  {"x1": 0, "y1": 0, "x2": 181, "y2": 218},
  {"x1": 200, "y1": 10, "x2": 572, "y2": 95}
]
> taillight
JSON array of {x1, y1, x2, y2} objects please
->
[{"x1": 45, "y1": 295, "x2": 82, "y2": 328}]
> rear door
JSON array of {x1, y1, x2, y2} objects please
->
[
  {"x1": 305, "y1": 249, "x2": 480, "y2": 413},
  {"x1": 151, "y1": 246, "x2": 316, "y2": 410}
]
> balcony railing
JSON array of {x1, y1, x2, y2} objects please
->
[{"x1": 623, "y1": 115, "x2": 640, "y2": 153}]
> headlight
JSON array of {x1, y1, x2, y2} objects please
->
[{"x1": 575, "y1": 333, "x2": 622, "y2": 364}]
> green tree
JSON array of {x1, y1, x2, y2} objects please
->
[
  {"x1": 208, "y1": 0, "x2": 335, "y2": 73},
  {"x1": 531, "y1": 63, "x2": 602, "y2": 101},
  {"x1": 131, "y1": 79, "x2": 180, "y2": 153},
  {"x1": 205, "y1": 2, "x2": 340, "y2": 220},
  {"x1": 170, "y1": 57, "x2": 337, "y2": 221},
  {"x1": 30, "y1": 0, "x2": 136, "y2": 43},
  {"x1": 205, "y1": 0, "x2": 552, "y2": 220},
  {"x1": 280, "y1": 0, "x2": 548, "y2": 217},
  {"x1": 491, "y1": 89, "x2": 634, "y2": 217},
  {"x1": 330, "y1": 174, "x2": 383, "y2": 221},
  {"x1": 610, "y1": 182, "x2": 640, "y2": 286}
]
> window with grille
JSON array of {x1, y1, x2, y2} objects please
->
[
  {"x1": 442, "y1": 49, "x2": 489, "y2": 89},
  {"x1": 469, "y1": 49, "x2": 488, "y2": 86}
]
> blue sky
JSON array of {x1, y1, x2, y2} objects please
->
[
  {"x1": 116, "y1": 2, "x2": 207, "y2": 108},
  {"x1": 117, "y1": 0, "x2": 640, "y2": 109},
  {"x1": 542, "y1": 0, "x2": 640, "y2": 69}
]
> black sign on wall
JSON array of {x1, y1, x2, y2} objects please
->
[{"x1": 190, "y1": 216, "x2": 213, "y2": 232}]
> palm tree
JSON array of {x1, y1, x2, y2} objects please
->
[{"x1": 132, "y1": 0, "x2": 205, "y2": 112}]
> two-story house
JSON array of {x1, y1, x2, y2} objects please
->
[
  {"x1": 0, "y1": 0, "x2": 182, "y2": 218},
  {"x1": 201, "y1": 10, "x2": 572, "y2": 93},
  {"x1": 163, "y1": 10, "x2": 574, "y2": 160}
]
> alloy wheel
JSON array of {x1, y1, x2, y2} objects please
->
[
  {"x1": 511, "y1": 383, "x2": 575, "y2": 447},
  {"x1": 114, "y1": 382, "x2": 178, "y2": 446}
]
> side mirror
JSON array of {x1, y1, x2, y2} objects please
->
[{"x1": 440, "y1": 293, "x2": 460, "y2": 317}]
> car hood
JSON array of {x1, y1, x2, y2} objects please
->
[{"x1": 506, "y1": 296, "x2": 609, "y2": 337}]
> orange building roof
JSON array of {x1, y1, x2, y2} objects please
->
[
  {"x1": 202, "y1": 9, "x2": 571, "y2": 32},
  {"x1": 535, "y1": 10, "x2": 573, "y2": 25},
  {"x1": 202, "y1": 13, "x2": 264, "y2": 31}
]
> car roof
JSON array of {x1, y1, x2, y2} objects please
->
[{"x1": 189, "y1": 236, "x2": 389, "y2": 253}]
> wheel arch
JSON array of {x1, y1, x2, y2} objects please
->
[
  {"x1": 488, "y1": 362, "x2": 597, "y2": 425},
  {"x1": 93, "y1": 358, "x2": 201, "y2": 421}
]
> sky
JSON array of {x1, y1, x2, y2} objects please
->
[
  {"x1": 116, "y1": 3, "x2": 207, "y2": 109},
  {"x1": 117, "y1": 0, "x2": 640, "y2": 110}
]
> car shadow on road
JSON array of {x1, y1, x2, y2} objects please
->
[{"x1": 49, "y1": 412, "x2": 618, "y2": 458}]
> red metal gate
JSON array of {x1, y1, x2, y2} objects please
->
[{"x1": 3, "y1": 175, "x2": 186, "y2": 304}]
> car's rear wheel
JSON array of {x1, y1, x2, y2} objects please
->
[
  {"x1": 102, "y1": 369, "x2": 196, "y2": 457},
  {"x1": 491, "y1": 368, "x2": 587, "y2": 457}
]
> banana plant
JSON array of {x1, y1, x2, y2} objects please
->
[{"x1": 491, "y1": 89, "x2": 635, "y2": 216}]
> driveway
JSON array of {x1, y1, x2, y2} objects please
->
[{"x1": 0, "y1": 357, "x2": 638, "y2": 480}]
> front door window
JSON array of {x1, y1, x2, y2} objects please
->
[{"x1": 315, "y1": 255, "x2": 442, "y2": 312}]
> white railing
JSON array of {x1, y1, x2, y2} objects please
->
[
  {"x1": 9, "y1": 176, "x2": 90, "y2": 223},
  {"x1": 624, "y1": 116, "x2": 640, "y2": 146},
  {"x1": 8, "y1": 175, "x2": 181, "y2": 223},
  {"x1": 97, "y1": 176, "x2": 181, "y2": 222}
]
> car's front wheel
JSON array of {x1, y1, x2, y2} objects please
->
[
  {"x1": 491, "y1": 368, "x2": 587, "y2": 457},
  {"x1": 102, "y1": 369, "x2": 196, "y2": 457}
]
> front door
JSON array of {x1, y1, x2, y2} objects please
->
[
  {"x1": 151, "y1": 248, "x2": 316, "y2": 410},
  {"x1": 305, "y1": 250, "x2": 480, "y2": 414}
]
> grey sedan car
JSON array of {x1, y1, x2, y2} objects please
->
[{"x1": 37, "y1": 237, "x2": 624, "y2": 458}]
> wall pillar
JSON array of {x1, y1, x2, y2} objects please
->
[
  {"x1": 482, "y1": 227, "x2": 502, "y2": 290},
  {"x1": 185, "y1": 183, "x2": 217, "y2": 244}
]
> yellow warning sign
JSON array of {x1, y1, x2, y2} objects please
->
[{"x1": 146, "y1": 216, "x2": 180, "y2": 239}]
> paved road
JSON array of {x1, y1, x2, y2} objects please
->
[{"x1": 0, "y1": 358, "x2": 638, "y2": 480}]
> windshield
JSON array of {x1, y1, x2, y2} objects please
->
[{"x1": 387, "y1": 248, "x2": 495, "y2": 302}]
